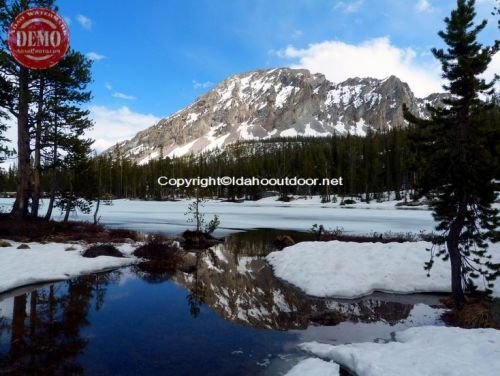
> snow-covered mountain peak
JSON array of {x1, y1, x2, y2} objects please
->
[{"x1": 105, "y1": 67, "x2": 446, "y2": 164}]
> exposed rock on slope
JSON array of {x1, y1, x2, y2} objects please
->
[{"x1": 106, "y1": 68, "x2": 445, "y2": 164}]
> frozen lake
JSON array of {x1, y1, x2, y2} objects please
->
[{"x1": 0, "y1": 197, "x2": 437, "y2": 237}]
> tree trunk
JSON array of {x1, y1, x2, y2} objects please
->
[
  {"x1": 11, "y1": 294, "x2": 27, "y2": 359},
  {"x1": 29, "y1": 290, "x2": 37, "y2": 340},
  {"x1": 44, "y1": 120, "x2": 58, "y2": 221},
  {"x1": 32, "y1": 78, "x2": 45, "y2": 218},
  {"x1": 447, "y1": 211, "x2": 466, "y2": 309},
  {"x1": 14, "y1": 67, "x2": 31, "y2": 220},
  {"x1": 63, "y1": 200, "x2": 71, "y2": 223},
  {"x1": 44, "y1": 192, "x2": 55, "y2": 220},
  {"x1": 93, "y1": 197, "x2": 101, "y2": 224}
]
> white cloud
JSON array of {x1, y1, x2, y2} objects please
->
[
  {"x1": 88, "y1": 106, "x2": 161, "y2": 152},
  {"x1": 105, "y1": 83, "x2": 113, "y2": 91},
  {"x1": 112, "y1": 92, "x2": 136, "y2": 100},
  {"x1": 415, "y1": 0, "x2": 433, "y2": 13},
  {"x1": 333, "y1": 0, "x2": 364, "y2": 14},
  {"x1": 279, "y1": 37, "x2": 444, "y2": 97},
  {"x1": 484, "y1": 52, "x2": 500, "y2": 91},
  {"x1": 76, "y1": 14, "x2": 92, "y2": 30},
  {"x1": 1, "y1": 107, "x2": 161, "y2": 163},
  {"x1": 86, "y1": 52, "x2": 106, "y2": 61},
  {"x1": 192, "y1": 80, "x2": 213, "y2": 89}
]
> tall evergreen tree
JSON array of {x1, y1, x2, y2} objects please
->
[
  {"x1": 0, "y1": 1, "x2": 92, "y2": 219},
  {"x1": 404, "y1": 0, "x2": 500, "y2": 308},
  {"x1": 40, "y1": 50, "x2": 93, "y2": 219},
  {"x1": 0, "y1": 0, "x2": 59, "y2": 219}
]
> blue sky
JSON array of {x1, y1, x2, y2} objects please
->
[{"x1": 48, "y1": 0, "x2": 500, "y2": 151}]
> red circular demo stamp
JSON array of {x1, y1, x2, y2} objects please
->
[{"x1": 7, "y1": 7, "x2": 69, "y2": 70}]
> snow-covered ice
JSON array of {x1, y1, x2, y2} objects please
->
[
  {"x1": 266, "y1": 240, "x2": 500, "y2": 298},
  {"x1": 0, "y1": 196, "x2": 436, "y2": 237},
  {"x1": 285, "y1": 358, "x2": 339, "y2": 376},
  {"x1": 300, "y1": 326, "x2": 500, "y2": 376},
  {"x1": 0, "y1": 241, "x2": 138, "y2": 294}
]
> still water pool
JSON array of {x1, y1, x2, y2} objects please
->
[{"x1": 0, "y1": 230, "x2": 446, "y2": 375}]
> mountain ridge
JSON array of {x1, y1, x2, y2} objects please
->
[{"x1": 105, "y1": 67, "x2": 446, "y2": 164}]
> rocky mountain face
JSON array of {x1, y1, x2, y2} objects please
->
[{"x1": 106, "y1": 68, "x2": 445, "y2": 164}]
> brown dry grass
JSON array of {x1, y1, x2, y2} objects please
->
[
  {"x1": 273, "y1": 235, "x2": 295, "y2": 250},
  {"x1": 133, "y1": 238, "x2": 184, "y2": 282},
  {"x1": 133, "y1": 237, "x2": 180, "y2": 260},
  {"x1": 0, "y1": 214, "x2": 139, "y2": 243},
  {"x1": 440, "y1": 295, "x2": 500, "y2": 329}
]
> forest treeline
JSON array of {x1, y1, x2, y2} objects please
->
[
  {"x1": 1, "y1": 101, "x2": 498, "y2": 209},
  {"x1": 1, "y1": 128, "x2": 414, "y2": 202}
]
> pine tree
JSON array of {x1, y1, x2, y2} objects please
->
[
  {"x1": 0, "y1": 88, "x2": 10, "y2": 163},
  {"x1": 42, "y1": 50, "x2": 93, "y2": 219},
  {"x1": 0, "y1": 0, "x2": 58, "y2": 218},
  {"x1": 404, "y1": 0, "x2": 500, "y2": 308}
]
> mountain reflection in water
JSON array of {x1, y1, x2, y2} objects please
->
[
  {"x1": 0, "y1": 229, "x2": 446, "y2": 375},
  {"x1": 174, "y1": 229, "x2": 444, "y2": 330}
]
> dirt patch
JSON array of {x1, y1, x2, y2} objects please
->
[
  {"x1": 273, "y1": 235, "x2": 295, "y2": 250},
  {"x1": 0, "y1": 239, "x2": 12, "y2": 247},
  {"x1": 82, "y1": 244, "x2": 124, "y2": 258}
]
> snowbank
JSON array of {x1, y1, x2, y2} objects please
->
[
  {"x1": 300, "y1": 326, "x2": 500, "y2": 376},
  {"x1": 266, "y1": 240, "x2": 500, "y2": 298},
  {"x1": 285, "y1": 358, "x2": 339, "y2": 376},
  {"x1": 0, "y1": 241, "x2": 138, "y2": 294}
]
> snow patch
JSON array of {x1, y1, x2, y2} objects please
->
[
  {"x1": 280, "y1": 128, "x2": 298, "y2": 138},
  {"x1": 276, "y1": 86, "x2": 296, "y2": 108},
  {"x1": 285, "y1": 358, "x2": 339, "y2": 376},
  {"x1": 138, "y1": 150, "x2": 160, "y2": 165},
  {"x1": 300, "y1": 326, "x2": 500, "y2": 376},
  {"x1": 167, "y1": 139, "x2": 199, "y2": 158},
  {"x1": 0, "y1": 241, "x2": 137, "y2": 294},
  {"x1": 186, "y1": 112, "x2": 199, "y2": 124},
  {"x1": 266, "y1": 240, "x2": 500, "y2": 298}
]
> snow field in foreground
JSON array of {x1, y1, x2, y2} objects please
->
[
  {"x1": 0, "y1": 241, "x2": 138, "y2": 294},
  {"x1": 299, "y1": 326, "x2": 500, "y2": 376}
]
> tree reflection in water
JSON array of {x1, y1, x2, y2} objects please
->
[
  {"x1": 0, "y1": 271, "x2": 120, "y2": 375},
  {"x1": 185, "y1": 252, "x2": 206, "y2": 318}
]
